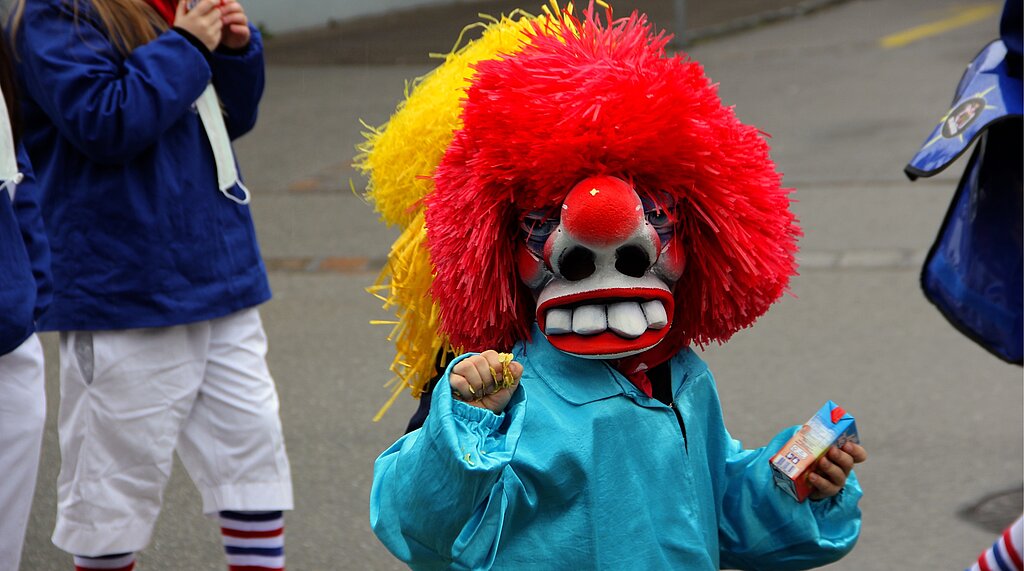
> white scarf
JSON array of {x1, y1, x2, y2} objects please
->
[
  {"x1": 0, "y1": 84, "x2": 21, "y2": 202},
  {"x1": 194, "y1": 83, "x2": 251, "y2": 205}
]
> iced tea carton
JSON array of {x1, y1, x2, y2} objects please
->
[{"x1": 769, "y1": 401, "x2": 859, "y2": 502}]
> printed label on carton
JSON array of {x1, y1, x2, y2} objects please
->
[{"x1": 769, "y1": 400, "x2": 859, "y2": 502}]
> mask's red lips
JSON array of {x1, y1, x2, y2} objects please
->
[{"x1": 537, "y1": 288, "x2": 674, "y2": 357}]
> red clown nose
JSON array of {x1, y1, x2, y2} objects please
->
[{"x1": 560, "y1": 176, "x2": 644, "y2": 247}]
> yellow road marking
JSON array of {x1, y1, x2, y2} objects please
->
[{"x1": 880, "y1": 3, "x2": 1001, "y2": 49}]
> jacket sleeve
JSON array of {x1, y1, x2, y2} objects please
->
[
  {"x1": 210, "y1": 25, "x2": 265, "y2": 140},
  {"x1": 717, "y1": 427, "x2": 863, "y2": 570},
  {"x1": 15, "y1": 1, "x2": 211, "y2": 164},
  {"x1": 369, "y1": 353, "x2": 527, "y2": 570},
  {"x1": 12, "y1": 145, "x2": 51, "y2": 320}
]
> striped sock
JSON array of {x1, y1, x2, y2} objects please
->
[
  {"x1": 966, "y1": 515, "x2": 1023, "y2": 571},
  {"x1": 73, "y1": 553, "x2": 135, "y2": 571},
  {"x1": 220, "y1": 510, "x2": 285, "y2": 571}
]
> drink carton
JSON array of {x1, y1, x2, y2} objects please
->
[{"x1": 769, "y1": 401, "x2": 859, "y2": 502}]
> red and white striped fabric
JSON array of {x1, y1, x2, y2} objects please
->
[
  {"x1": 73, "y1": 552, "x2": 135, "y2": 571},
  {"x1": 220, "y1": 511, "x2": 285, "y2": 571},
  {"x1": 967, "y1": 516, "x2": 1023, "y2": 571}
]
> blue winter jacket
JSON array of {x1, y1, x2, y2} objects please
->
[
  {"x1": 0, "y1": 145, "x2": 51, "y2": 355},
  {"x1": 371, "y1": 327, "x2": 863, "y2": 570},
  {"x1": 15, "y1": 0, "x2": 270, "y2": 331}
]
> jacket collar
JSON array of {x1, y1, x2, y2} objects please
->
[
  {"x1": 518, "y1": 324, "x2": 639, "y2": 405},
  {"x1": 516, "y1": 324, "x2": 708, "y2": 406}
]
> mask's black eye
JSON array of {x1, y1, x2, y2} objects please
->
[
  {"x1": 520, "y1": 211, "x2": 559, "y2": 255},
  {"x1": 641, "y1": 194, "x2": 678, "y2": 244},
  {"x1": 646, "y1": 209, "x2": 672, "y2": 228}
]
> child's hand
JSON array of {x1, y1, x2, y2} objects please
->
[
  {"x1": 175, "y1": 0, "x2": 223, "y2": 52},
  {"x1": 449, "y1": 350, "x2": 523, "y2": 414},
  {"x1": 808, "y1": 442, "x2": 868, "y2": 501},
  {"x1": 218, "y1": 0, "x2": 252, "y2": 50}
]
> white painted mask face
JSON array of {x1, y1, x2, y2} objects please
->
[{"x1": 516, "y1": 176, "x2": 685, "y2": 359}]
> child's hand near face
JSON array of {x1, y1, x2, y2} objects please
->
[
  {"x1": 175, "y1": 0, "x2": 222, "y2": 51},
  {"x1": 449, "y1": 350, "x2": 524, "y2": 414},
  {"x1": 807, "y1": 442, "x2": 868, "y2": 501},
  {"x1": 218, "y1": 0, "x2": 251, "y2": 50}
]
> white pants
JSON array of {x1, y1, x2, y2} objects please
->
[
  {"x1": 0, "y1": 334, "x2": 45, "y2": 571},
  {"x1": 52, "y1": 308, "x2": 293, "y2": 557}
]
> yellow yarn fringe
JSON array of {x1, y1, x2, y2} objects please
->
[
  {"x1": 356, "y1": 4, "x2": 585, "y2": 420},
  {"x1": 356, "y1": 11, "x2": 548, "y2": 229},
  {"x1": 365, "y1": 214, "x2": 452, "y2": 421},
  {"x1": 356, "y1": 10, "x2": 560, "y2": 421}
]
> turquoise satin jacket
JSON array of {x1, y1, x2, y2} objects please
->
[{"x1": 371, "y1": 327, "x2": 862, "y2": 570}]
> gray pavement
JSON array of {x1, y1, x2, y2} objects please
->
[
  {"x1": 261, "y1": 0, "x2": 850, "y2": 65},
  {"x1": 19, "y1": 0, "x2": 1023, "y2": 569}
]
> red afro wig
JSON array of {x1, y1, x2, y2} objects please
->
[{"x1": 426, "y1": 7, "x2": 800, "y2": 354}]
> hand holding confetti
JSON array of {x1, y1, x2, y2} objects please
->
[{"x1": 449, "y1": 350, "x2": 524, "y2": 414}]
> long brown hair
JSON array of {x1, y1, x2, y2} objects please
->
[{"x1": 9, "y1": 0, "x2": 167, "y2": 57}]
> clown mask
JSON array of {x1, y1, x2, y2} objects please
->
[{"x1": 517, "y1": 176, "x2": 685, "y2": 359}]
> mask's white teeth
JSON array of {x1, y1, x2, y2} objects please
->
[
  {"x1": 607, "y1": 301, "x2": 647, "y2": 339},
  {"x1": 641, "y1": 299, "x2": 668, "y2": 329},
  {"x1": 572, "y1": 304, "x2": 607, "y2": 335},
  {"x1": 544, "y1": 308, "x2": 573, "y2": 335}
]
